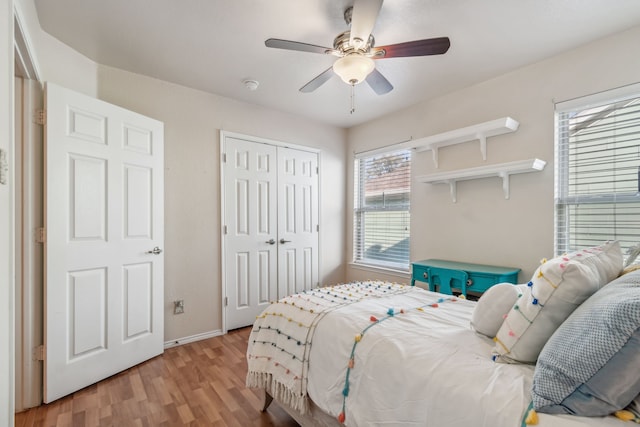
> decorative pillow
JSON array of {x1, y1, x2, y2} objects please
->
[
  {"x1": 492, "y1": 241, "x2": 623, "y2": 363},
  {"x1": 471, "y1": 283, "x2": 523, "y2": 337},
  {"x1": 532, "y1": 270, "x2": 640, "y2": 416}
]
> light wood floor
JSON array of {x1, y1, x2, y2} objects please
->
[{"x1": 15, "y1": 327, "x2": 299, "y2": 427}]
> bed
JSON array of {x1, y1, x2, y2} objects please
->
[{"x1": 246, "y1": 242, "x2": 640, "y2": 427}]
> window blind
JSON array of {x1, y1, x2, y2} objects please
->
[
  {"x1": 555, "y1": 90, "x2": 640, "y2": 257},
  {"x1": 354, "y1": 149, "x2": 411, "y2": 270}
]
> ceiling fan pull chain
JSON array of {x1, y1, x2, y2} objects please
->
[{"x1": 350, "y1": 83, "x2": 356, "y2": 114}]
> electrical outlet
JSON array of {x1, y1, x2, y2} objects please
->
[{"x1": 174, "y1": 299, "x2": 184, "y2": 314}]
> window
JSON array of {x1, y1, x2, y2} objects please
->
[
  {"x1": 353, "y1": 149, "x2": 411, "y2": 270},
  {"x1": 555, "y1": 86, "x2": 640, "y2": 257}
]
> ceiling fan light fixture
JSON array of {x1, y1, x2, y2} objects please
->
[{"x1": 333, "y1": 54, "x2": 375, "y2": 85}]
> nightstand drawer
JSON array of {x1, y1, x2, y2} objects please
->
[{"x1": 411, "y1": 259, "x2": 520, "y2": 297}]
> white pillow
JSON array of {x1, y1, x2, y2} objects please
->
[
  {"x1": 492, "y1": 241, "x2": 623, "y2": 364},
  {"x1": 471, "y1": 283, "x2": 522, "y2": 337}
]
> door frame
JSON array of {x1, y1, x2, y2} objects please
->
[
  {"x1": 219, "y1": 130, "x2": 322, "y2": 333},
  {"x1": 2, "y1": 2, "x2": 15, "y2": 423},
  {"x1": 13, "y1": 5, "x2": 43, "y2": 414},
  {"x1": 14, "y1": 77, "x2": 43, "y2": 412}
]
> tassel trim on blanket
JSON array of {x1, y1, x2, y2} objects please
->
[{"x1": 246, "y1": 371, "x2": 309, "y2": 414}]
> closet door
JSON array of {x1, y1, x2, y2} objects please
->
[
  {"x1": 223, "y1": 137, "x2": 278, "y2": 330},
  {"x1": 277, "y1": 147, "x2": 319, "y2": 297},
  {"x1": 222, "y1": 135, "x2": 319, "y2": 330}
]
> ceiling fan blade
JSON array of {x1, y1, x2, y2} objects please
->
[
  {"x1": 300, "y1": 67, "x2": 335, "y2": 93},
  {"x1": 349, "y1": 0, "x2": 383, "y2": 49},
  {"x1": 372, "y1": 37, "x2": 450, "y2": 58},
  {"x1": 265, "y1": 38, "x2": 332, "y2": 55},
  {"x1": 365, "y1": 68, "x2": 393, "y2": 95}
]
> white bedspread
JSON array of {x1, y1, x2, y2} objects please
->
[{"x1": 305, "y1": 285, "x2": 628, "y2": 427}]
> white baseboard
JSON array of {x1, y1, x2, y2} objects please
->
[{"x1": 164, "y1": 329, "x2": 224, "y2": 349}]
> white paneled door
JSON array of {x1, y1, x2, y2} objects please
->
[
  {"x1": 44, "y1": 83, "x2": 164, "y2": 403},
  {"x1": 223, "y1": 135, "x2": 319, "y2": 330},
  {"x1": 277, "y1": 147, "x2": 319, "y2": 297}
]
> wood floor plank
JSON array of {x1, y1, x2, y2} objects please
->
[
  {"x1": 15, "y1": 327, "x2": 299, "y2": 426},
  {"x1": 130, "y1": 372, "x2": 148, "y2": 402}
]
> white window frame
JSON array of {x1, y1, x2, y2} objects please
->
[
  {"x1": 555, "y1": 83, "x2": 640, "y2": 257},
  {"x1": 353, "y1": 148, "x2": 412, "y2": 272}
]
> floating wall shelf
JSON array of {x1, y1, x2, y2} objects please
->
[
  {"x1": 417, "y1": 158, "x2": 546, "y2": 202},
  {"x1": 413, "y1": 117, "x2": 520, "y2": 168},
  {"x1": 353, "y1": 117, "x2": 519, "y2": 163}
]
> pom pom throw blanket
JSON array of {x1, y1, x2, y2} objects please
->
[{"x1": 246, "y1": 281, "x2": 410, "y2": 414}]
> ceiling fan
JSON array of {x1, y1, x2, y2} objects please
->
[{"x1": 264, "y1": 0, "x2": 450, "y2": 95}]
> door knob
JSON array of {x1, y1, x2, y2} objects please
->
[
  {"x1": 265, "y1": 239, "x2": 276, "y2": 245},
  {"x1": 279, "y1": 239, "x2": 291, "y2": 244},
  {"x1": 146, "y1": 246, "x2": 163, "y2": 255}
]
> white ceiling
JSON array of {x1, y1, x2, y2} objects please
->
[{"x1": 34, "y1": 0, "x2": 640, "y2": 128}]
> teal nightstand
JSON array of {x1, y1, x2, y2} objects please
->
[{"x1": 411, "y1": 259, "x2": 520, "y2": 297}]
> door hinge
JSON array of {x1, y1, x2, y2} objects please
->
[
  {"x1": 36, "y1": 227, "x2": 46, "y2": 243},
  {"x1": 223, "y1": 225, "x2": 227, "y2": 235},
  {"x1": 316, "y1": 224, "x2": 319, "y2": 232},
  {"x1": 34, "y1": 345, "x2": 45, "y2": 361},
  {"x1": 35, "y1": 109, "x2": 46, "y2": 126},
  {"x1": 316, "y1": 166, "x2": 319, "y2": 175},
  {"x1": 222, "y1": 153, "x2": 226, "y2": 163},
  {"x1": 224, "y1": 296, "x2": 228, "y2": 306}
]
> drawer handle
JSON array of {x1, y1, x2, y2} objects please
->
[
  {"x1": 423, "y1": 272, "x2": 428, "y2": 279},
  {"x1": 466, "y1": 279, "x2": 473, "y2": 286}
]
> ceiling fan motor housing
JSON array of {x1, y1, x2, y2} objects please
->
[{"x1": 333, "y1": 30, "x2": 375, "y2": 56}]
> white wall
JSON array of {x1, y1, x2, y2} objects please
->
[
  {"x1": 346, "y1": 25, "x2": 640, "y2": 284},
  {"x1": 1, "y1": 0, "x2": 15, "y2": 425}
]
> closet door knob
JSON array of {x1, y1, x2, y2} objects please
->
[
  {"x1": 265, "y1": 239, "x2": 276, "y2": 245},
  {"x1": 279, "y1": 239, "x2": 291, "y2": 244}
]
